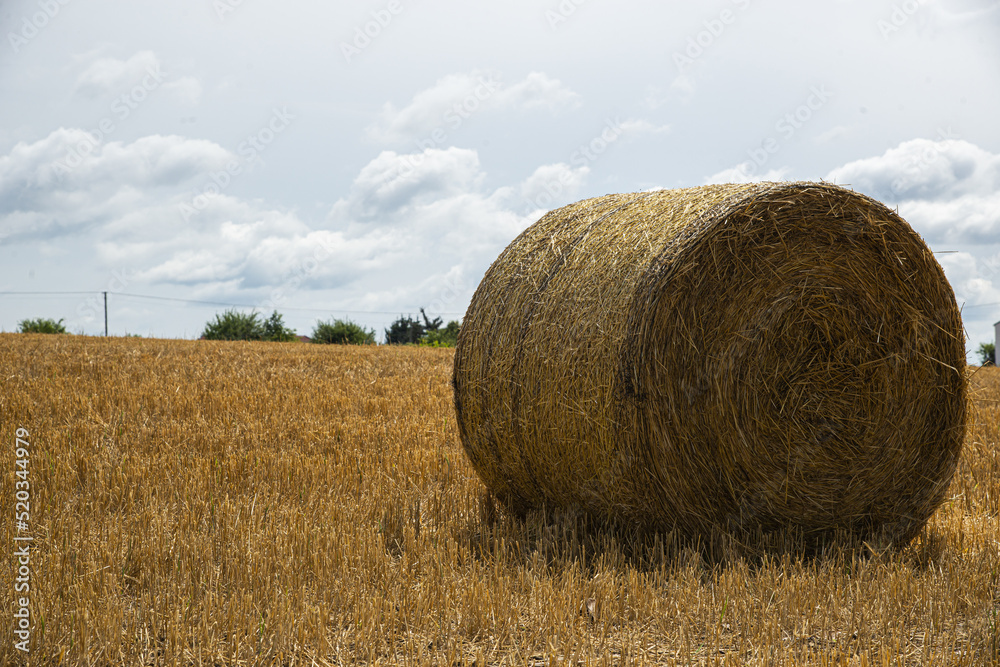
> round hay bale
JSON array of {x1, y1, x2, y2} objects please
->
[{"x1": 452, "y1": 181, "x2": 966, "y2": 547}]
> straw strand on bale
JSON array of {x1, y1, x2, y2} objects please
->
[{"x1": 452, "y1": 181, "x2": 966, "y2": 548}]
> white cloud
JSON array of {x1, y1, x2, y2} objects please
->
[
  {"x1": 332, "y1": 147, "x2": 486, "y2": 222},
  {"x1": 618, "y1": 118, "x2": 671, "y2": 137},
  {"x1": 826, "y1": 137, "x2": 1000, "y2": 244},
  {"x1": 327, "y1": 146, "x2": 532, "y2": 251},
  {"x1": 366, "y1": 70, "x2": 580, "y2": 143},
  {"x1": 493, "y1": 71, "x2": 582, "y2": 112},
  {"x1": 519, "y1": 162, "x2": 590, "y2": 211},
  {"x1": 74, "y1": 50, "x2": 201, "y2": 105},
  {"x1": 826, "y1": 137, "x2": 998, "y2": 201},
  {"x1": 0, "y1": 129, "x2": 232, "y2": 240},
  {"x1": 896, "y1": 192, "x2": 1000, "y2": 245},
  {"x1": 162, "y1": 77, "x2": 203, "y2": 106},
  {"x1": 74, "y1": 51, "x2": 161, "y2": 98},
  {"x1": 0, "y1": 130, "x2": 539, "y2": 319}
]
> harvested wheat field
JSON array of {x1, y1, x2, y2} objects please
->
[{"x1": 1, "y1": 333, "x2": 998, "y2": 666}]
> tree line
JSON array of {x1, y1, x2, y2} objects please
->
[
  {"x1": 10, "y1": 311, "x2": 461, "y2": 347},
  {"x1": 198, "y1": 308, "x2": 460, "y2": 346}
]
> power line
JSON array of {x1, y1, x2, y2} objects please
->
[{"x1": 0, "y1": 290, "x2": 466, "y2": 315}]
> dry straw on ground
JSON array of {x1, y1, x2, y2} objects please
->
[
  {"x1": 454, "y1": 181, "x2": 967, "y2": 548},
  {"x1": 0, "y1": 336, "x2": 996, "y2": 664}
]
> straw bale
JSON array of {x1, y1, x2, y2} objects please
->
[{"x1": 452, "y1": 182, "x2": 966, "y2": 547}]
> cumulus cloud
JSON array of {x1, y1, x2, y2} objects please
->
[
  {"x1": 519, "y1": 162, "x2": 590, "y2": 211},
  {"x1": 494, "y1": 71, "x2": 582, "y2": 112},
  {"x1": 826, "y1": 137, "x2": 998, "y2": 201},
  {"x1": 332, "y1": 147, "x2": 486, "y2": 223},
  {"x1": 75, "y1": 51, "x2": 162, "y2": 98},
  {"x1": 328, "y1": 147, "x2": 533, "y2": 254},
  {"x1": 74, "y1": 50, "x2": 201, "y2": 105},
  {"x1": 618, "y1": 118, "x2": 671, "y2": 138},
  {"x1": 0, "y1": 129, "x2": 232, "y2": 241},
  {"x1": 162, "y1": 77, "x2": 203, "y2": 106},
  {"x1": 937, "y1": 252, "x2": 1000, "y2": 307},
  {"x1": 367, "y1": 70, "x2": 580, "y2": 143},
  {"x1": 895, "y1": 193, "x2": 1000, "y2": 245},
  {"x1": 0, "y1": 129, "x2": 540, "y2": 320},
  {"x1": 826, "y1": 137, "x2": 1000, "y2": 244}
]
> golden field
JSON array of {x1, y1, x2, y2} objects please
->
[{"x1": 1, "y1": 333, "x2": 998, "y2": 666}]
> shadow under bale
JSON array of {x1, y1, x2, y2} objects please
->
[{"x1": 453, "y1": 182, "x2": 966, "y2": 551}]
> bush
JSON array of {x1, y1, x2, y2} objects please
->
[
  {"x1": 978, "y1": 342, "x2": 996, "y2": 366},
  {"x1": 312, "y1": 318, "x2": 376, "y2": 345},
  {"x1": 202, "y1": 310, "x2": 263, "y2": 341},
  {"x1": 202, "y1": 310, "x2": 296, "y2": 342},
  {"x1": 420, "y1": 320, "x2": 460, "y2": 347},
  {"x1": 18, "y1": 317, "x2": 68, "y2": 334}
]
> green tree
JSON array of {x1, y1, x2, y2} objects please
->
[
  {"x1": 420, "y1": 308, "x2": 442, "y2": 333},
  {"x1": 18, "y1": 317, "x2": 68, "y2": 334},
  {"x1": 311, "y1": 318, "x2": 375, "y2": 345},
  {"x1": 262, "y1": 311, "x2": 297, "y2": 342},
  {"x1": 978, "y1": 342, "x2": 995, "y2": 366},
  {"x1": 384, "y1": 314, "x2": 425, "y2": 345}
]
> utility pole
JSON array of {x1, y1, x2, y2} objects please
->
[{"x1": 104, "y1": 291, "x2": 108, "y2": 337}]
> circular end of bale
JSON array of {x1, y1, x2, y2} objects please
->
[{"x1": 453, "y1": 182, "x2": 966, "y2": 548}]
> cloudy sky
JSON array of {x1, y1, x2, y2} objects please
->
[{"x1": 1, "y1": 0, "x2": 998, "y2": 357}]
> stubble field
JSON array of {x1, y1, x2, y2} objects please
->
[{"x1": 1, "y1": 333, "x2": 999, "y2": 666}]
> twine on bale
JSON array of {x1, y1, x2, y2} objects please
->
[{"x1": 453, "y1": 181, "x2": 966, "y2": 549}]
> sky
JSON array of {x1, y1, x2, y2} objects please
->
[{"x1": 1, "y1": 0, "x2": 998, "y2": 358}]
